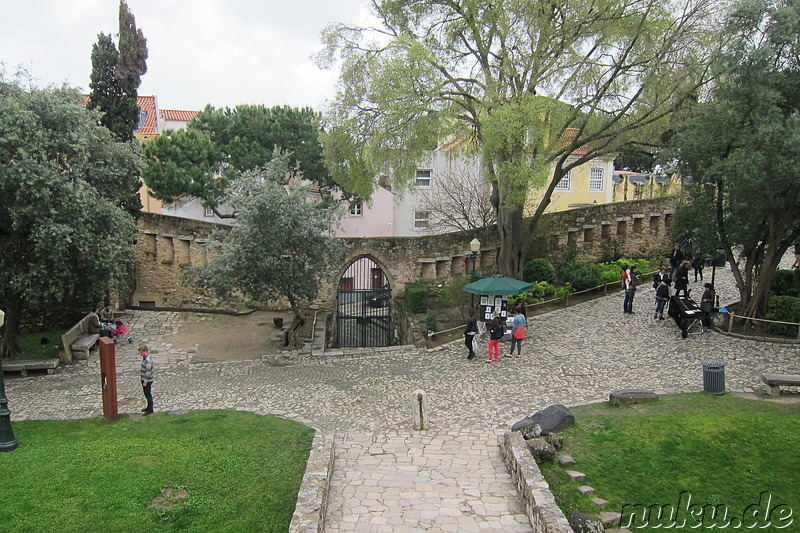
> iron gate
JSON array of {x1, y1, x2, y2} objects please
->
[{"x1": 336, "y1": 257, "x2": 391, "y2": 347}]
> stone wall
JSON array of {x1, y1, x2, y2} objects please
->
[
  {"x1": 499, "y1": 431, "x2": 574, "y2": 533},
  {"x1": 131, "y1": 196, "x2": 679, "y2": 309}
]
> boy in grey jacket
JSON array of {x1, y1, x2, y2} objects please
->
[{"x1": 139, "y1": 345, "x2": 154, "y2": 415}]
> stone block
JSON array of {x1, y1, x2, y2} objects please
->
[{"x1": 609, "y1": 389, "x2": 658, "y2": 406}]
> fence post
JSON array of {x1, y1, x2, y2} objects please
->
[
  {"x1": 728, "y1": 312, "x2": 735, "y2": 334},
  {"x1": 796, "y1": 322, "x2": 800, "y2": 341}
]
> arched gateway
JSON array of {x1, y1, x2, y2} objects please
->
[{"x1": 336, "y1": 256, "x2": 391, "y2": 347}]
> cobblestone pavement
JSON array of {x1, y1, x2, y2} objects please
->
[{"x1": 5, "y1": 264, "x2": 799, "y2": 532}]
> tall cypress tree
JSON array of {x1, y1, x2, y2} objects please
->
[{"x1": 87, "y1": 1, "x2": 147, "y2": 143}]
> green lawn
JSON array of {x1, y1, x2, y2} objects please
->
[
  {"x1": 539, "y1": 394, "x2": 800, "y2": 530},
  {"x1": 0, "y1": 410, "x2": 314, "y2": 533},
  {"x1": 7, "y1": 328, "x2": 65, "y2": 360}
]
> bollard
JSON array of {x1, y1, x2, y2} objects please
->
[
  {"x1": 99, "y1": 338, "x2": 118, "y2": 423},
  {"x1": 411, "y1": 389, "x2": 428, "y2": 431}
]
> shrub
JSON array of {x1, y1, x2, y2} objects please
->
[
  {"x1": 405, "y1": 282, "x2": 428, "y2": 313},
  {"x1": 771, "y1": 269, "x2": 800, "y2": 297},
  {"x1": 765, "y1": 296, "x2": 800, "y2": 337},
  {"x1": 523, "y1": 258, "x2": 556, "y2": 284},
  {"x1": 597, "y1": 258, "x2": 653, "y2": 285},
  {"x1": 558, "y1": 261, "x2": 602, "y2": 291},
  {"x1": 425, "y1": 309, "x2": 439, "y2": 333},
  {"x1": 438, "y1": 274, "x2": 471, "y2": 309}
]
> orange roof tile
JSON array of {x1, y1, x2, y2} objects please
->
[
  {"x1": 161, "y1": 109, "x2": 198, "y2": 122},
  {"x1": 136, "y1": 95, "x2": 158, "y2": 135}
]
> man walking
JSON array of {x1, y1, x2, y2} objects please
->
[
  {"x1": 139, "y1": 345, "x2": 154, "y2": 416},
  {"x1": 623, "y1": 265, "x2": 638, "y2": 314}
]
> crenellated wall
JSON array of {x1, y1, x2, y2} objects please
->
[{"x1": 131, "y1": 196, "x2": 680, "y2": 309}]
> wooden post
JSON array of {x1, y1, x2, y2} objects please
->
[{"x1": 728, "y1": 312, "x2": 735, "y2": 334}]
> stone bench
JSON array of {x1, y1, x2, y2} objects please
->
[
  {"x1": 60, "y1": 315, "x2": 101, "y2": 363},
  {"x1": 761, "y1": 373, "x2": 800, "y2": 396},
  {"x1": 2, "y1": 358, "x2": 59, "y2": 376}
]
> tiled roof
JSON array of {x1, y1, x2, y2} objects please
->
[
  {"x1": 136, "y1": 95, "x2": 158, "y2": 135},
  {"x1": 161, "y1": 109, "x2": 198, "y2": 122},
  {"x1": 558, "y1": 128, "x2": 589, "y2": 155}
]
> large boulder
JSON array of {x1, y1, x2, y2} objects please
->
[
  {"x1": 569, "y1": 511, "x2": 604, "y2": 533},
  {"x1": 512, "y1": 404, "x2": 575, "y2": 436},
  {"x1": 525, "y1": 437, "x2": 556, "y2": 464}
]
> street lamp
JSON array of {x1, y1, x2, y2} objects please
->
[
  {"x1": 469, "y1": 238, "x2": 481, "y2": 308},
  {"x1": 0, "y1": 309, "x2": 18, "y2": 452}
]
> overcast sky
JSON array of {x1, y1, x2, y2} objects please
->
[{"x1": 1, "y1": 0, "x2": 376, "y2": 112}]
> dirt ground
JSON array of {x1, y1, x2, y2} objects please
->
[{"x1": 163, "y1": 310, "x2": 304, "y2": 363}]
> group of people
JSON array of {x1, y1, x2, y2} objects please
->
[
  {"x1": 622, "y1": 243, "x2": 715, "y2": 324},
  {"x1": 87, "y1": 305, "x2": 129, "y2": 342},
  {"x1": 464, "y1": 300, "x2": 527, "y2": 362}
]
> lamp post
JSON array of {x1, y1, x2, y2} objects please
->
[
  {"x1": 0, "y1": 309, "x2": 18, "y2": 452},
  {"x1": 470, "y1": 238, "x2": 481, "y2": 308}
]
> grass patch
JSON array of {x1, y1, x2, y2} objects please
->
[
  {"x1": 0, "y1": 410, "x2": 314, "y2": 532},
  {"x1": 4, "y1": 329, "x2": 65, "y2": 360},
  {"x1": 540, "y1": 394, "x2": 800, "y2": 530}
]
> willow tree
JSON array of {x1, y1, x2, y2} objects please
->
[
  {"x1": 669, "y1": 0, "x2": 800, "y2": 319},
  {"x1": 319, "y1": 0, "x2": 719, "y2": 277}
]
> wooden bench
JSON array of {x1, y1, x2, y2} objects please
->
[
  {"x1": 60, "y1": 315, "x2": 101, "y2": 363},
  {"x1": 761, "y1": 373, "x2": 800, "y2": 396},
  {"x1": 2, "y1": 358, "x2": 59, "y2": 376}
]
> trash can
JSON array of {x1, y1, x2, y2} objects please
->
[{"x1": 702, "y1": 359, "x2": 726, "y2": 395}]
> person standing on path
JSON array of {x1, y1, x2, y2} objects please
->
[
  {"x1": 652, "y1": 265, "x2": 671, "y2": 289},
  {"x1": 487, "y1": 312, "x2": 504, "y2": 363},
  {"x1": 674, "y1": 260, "x2": 691, "y2": 298},
  {"x1": 700, "y1": 283, "x2": 715, "y2": 326},
  {"x1": 139, "y1": 345, "x2": 154, "y2": 416},
  {"x1": 654, "y1": 279, "x2": 670, "y2": 320},
  {"x1": 793, "y1": 236, "x2": 800, "y2": 269},
  {"x1": 623, "y1": 265, "x2": 638, "y2": 314},
  {"x1": 506, "y1": 308, "x2": 527, "y2": 358},
  {"x1": 464, "y1": 309, "x2": 478, "y2": 360},
  {"x1": 692, "y1": 252, "x2": 705, "y2": 282},
  {"x1": 669, "y1": 243, "x2": 685, "y2": 279}
]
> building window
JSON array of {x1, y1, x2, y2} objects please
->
[
  {"x1": 203, "y1": 206, "x2": 214, "y2": 217},
  {"x1": 589, "y1": 168, "x2": 604, "y2": 191},
  {"x1": 414, "y1": 211, "x2": 430, "y2": 229},
  {"x1": 415, "y1": 169, "x2": 432, "y2": 188},
  {"x1": 555, "y1": 170, "x2": 572, "y2": 191},
  {"x1": 349, "y1": 202, "x2": 363, "y2": 216}
]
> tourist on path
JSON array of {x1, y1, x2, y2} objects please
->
[
  {"x1": 623, "y1": 265, "x2": 638, "y2": 314},
  {"x1": 506, "y1": 308, "x2": 527, "y2": 358},
  {"x1": 793, "y1": 236, "x2": 800, "y2": 269},
  {"x1": 487, "y1": 312, "x2": 504, "y2": 363},
  {"x1": 669, "y1": 243, "x2": 685, "y2": 278},
  {"x1": 692, "y1": 252, "x2": 705, "y2": 282},
  {"x1": 700, "y1": 283, "x2": 715, "y2": 326},
  {"x1": 652, "y1": 265, "x2": 671, "y2": 289},
  {"x1": 139, "y1": 345, "x2": 155, "y2": 416},
  {"x1": 464, "y1": 309, "x2": 478, "y2": 360},
  {"x1": 654, "y1": 280, "x2": 670, "y2": 320},
  {"x1": 674, "y1": 260, "x2": 691, "y2": 298}
]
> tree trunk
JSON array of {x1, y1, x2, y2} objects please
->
[{"x1": 1, "y1": 295, "x2": 23, "y2": 359}]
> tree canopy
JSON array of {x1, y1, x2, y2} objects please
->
[
  {"x1": 319, "y1": 0, "x2": 719, "y2": 277},
  {"x1": 669, "y1": 0, "x2": 800, "y2": 319},
  {"x1": 0, "y1": 79, "x2": 139, "y2": 358},
  {"x1": 187, "y1": 153, "x2": 344, "y2": 320},
  {"x1": 142, "y1": 105, "x2": 331, "y2": 214}
]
